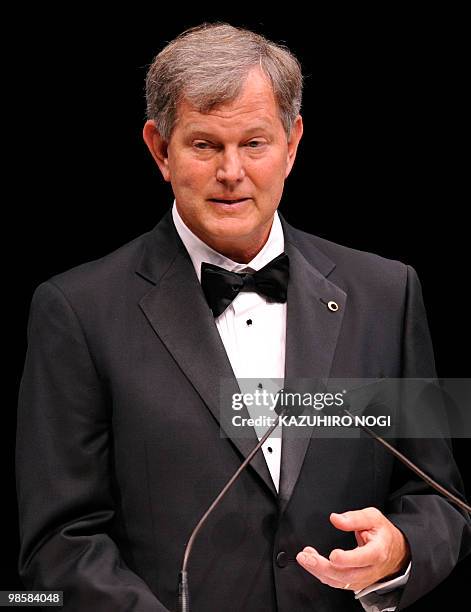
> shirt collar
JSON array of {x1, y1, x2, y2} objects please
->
[{"x1": 172, "y1": 201, "x2": 285, "y2": 282}]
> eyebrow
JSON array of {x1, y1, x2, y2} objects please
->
[{"x1": 184, "y1": 123, "x2": 273, "y2": 138}]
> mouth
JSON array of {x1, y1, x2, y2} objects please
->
[{"x1": 207, "y1": 198, "x2": 251, "y2": 205}]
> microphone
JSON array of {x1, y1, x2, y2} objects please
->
[
  {"x1": 178, "y1": 382, "x2": 470, "y2": 611},
  {"x1": 177, "y1": 390, "x2": 302, "y2": 612}
]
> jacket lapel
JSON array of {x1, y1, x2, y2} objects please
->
[
  {"x1": 136, "y1": 212, "x2": 277, "y2": 497},
  {"x1": 278, "y1": 220, "x2": 347, "y2": 512}
]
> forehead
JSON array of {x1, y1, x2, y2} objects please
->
[{"x1": 174, "y1": 68, "x2": 284, "y2": 135}]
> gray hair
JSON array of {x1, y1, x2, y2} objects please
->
[{"x1": 145, "y1": 23, "x2": 303, "y2": 140}]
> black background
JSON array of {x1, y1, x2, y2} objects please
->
[{"x1": 5, "y1": 8, "x2": 469, "y2": 610}]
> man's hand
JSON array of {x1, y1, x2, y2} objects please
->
[{"x1": 296, "y1": 507, "x2": 410, "y2": 591}]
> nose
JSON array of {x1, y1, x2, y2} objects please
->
[{"x1": 216, "y1": 147, "x2": 245, "y2": 184}]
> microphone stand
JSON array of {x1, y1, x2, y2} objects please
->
[
  {"x1": 177, "y1": 399, "x2": 471, "y2": 611},
  {"x1": 178, "y1": 409, "x2": 285, "y2": 612}
]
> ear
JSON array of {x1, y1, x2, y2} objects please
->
[
  {"x1": 143, "y1": 120, "x2": 171, "y2": 182},
  {"x1": 285, "y1": 115, "x2": 304, "y2": 178}
]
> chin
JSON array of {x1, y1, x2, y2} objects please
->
[{"x1": 206, "y1": 218, "x2": 258, "y2": 240}]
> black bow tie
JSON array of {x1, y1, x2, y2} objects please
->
[{"x1": 201, "y1": 253, "x2": 289, "y2": 317}]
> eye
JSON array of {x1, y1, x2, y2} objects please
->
[
  {"x1": 245, "y1": 140, "x2": 268, "y2": 149},
  {"x1": 193, "y1": 141, "x2": 213, "y2": 149}
]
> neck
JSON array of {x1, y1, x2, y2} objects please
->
[
  {"x1": 206, "y1": 230, "x2": 271, "y2": 263},
  {"x1": 176, "y1": 209, "x2": 274, "y2": 264}
]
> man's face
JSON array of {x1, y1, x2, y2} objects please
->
[{"x1": 144, "y1": 67, "x2": 303, "y2": 260}]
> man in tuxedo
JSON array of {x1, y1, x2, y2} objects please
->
[{"x1": 17, "y1": 23, "x2": 470, "y2": 611}]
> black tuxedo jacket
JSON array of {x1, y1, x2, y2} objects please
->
[{"x1": 17, "y1": 212, "x2": 470, "y2": 611}]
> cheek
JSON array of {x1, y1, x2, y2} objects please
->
[
  {"x1": 170, "y1": 156, "x2": 213, "y2": 192},
  {"x1": 249, "y1": 155, "x2": 287, "y2": 188}
]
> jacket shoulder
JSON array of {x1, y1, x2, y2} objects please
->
[
  {"x1": 284, "y1": 221, "x2": 410, "y2": 290},
  {"x1": 32, "y1": 229, "x2": 154, "y2": 306}
]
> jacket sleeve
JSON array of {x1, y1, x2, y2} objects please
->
[
  {"x1": 385, "y1": 265, "x2": 471, "y2": 610},
  {"x1": 16, "y1": 280, "x2": 168, "y2": 611}
]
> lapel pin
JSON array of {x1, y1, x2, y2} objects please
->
[{"x1": 320, "y1": 298, "x2": 340, "y2": 312}]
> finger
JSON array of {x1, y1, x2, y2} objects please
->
[
  {"x1": 329, "y1": 541, "x2": 381, "y2": 568},
  {"x1": 296, "y1": 551, "x2": 346, "y2": 588},
  {"x1": 296, "y1": 549, "x2": 370, "y2": 589},
  {"x1": 330, "y1": 507, "x2": 383, "y2": 532}
]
